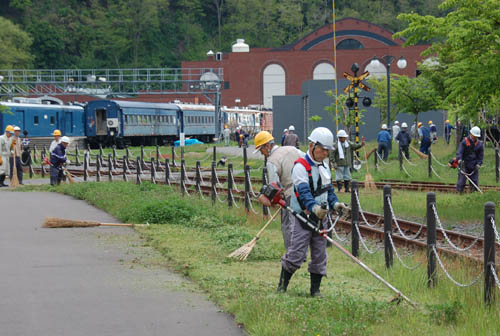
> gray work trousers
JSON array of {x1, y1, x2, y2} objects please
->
[{"x1": 281, "y1": 214, "x2": 328, "y2": 275}]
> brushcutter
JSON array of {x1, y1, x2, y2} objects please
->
[{"x1": 259, "y1": 182, "x2": 417, "y2": 308}]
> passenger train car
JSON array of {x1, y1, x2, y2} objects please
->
[{"x1": 0, "y1": 98, "x2": 270, "y2": 148}]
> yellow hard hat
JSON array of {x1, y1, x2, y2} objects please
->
[
  {"x1": 254, "y1": 131, "x2": 274, "y2": 150},
  {"x1": 5, "y1": 125, "x2": 14, "y2": 133},
  {"x1": 53, "y1": 129, "x2": 62, "y2": 136},
  {"x1": 428, "y1": 120, "x2": 433, "y2": 124},
  {"x1": 418, "y1": 122, "x2": 423, "y2": 127},
  {"x1": 445, "y1": 120, "x2": 450, "y2": 123}
]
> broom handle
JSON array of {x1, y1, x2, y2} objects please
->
[
  {"x1": 363, "y1": 146, "x2": 371, "y2": 174},
  {"x1": 99, "y1": 223, "x2": 137, "y2": 227},
  {"x1": 254, "y1": 208, "x2": 281, "y2": 238}
]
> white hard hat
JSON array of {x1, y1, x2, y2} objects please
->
[
  {"x1": 283, "y1": 128, "x2": 288, "y2": 132},
  {"x1": 381, "y1": 124, "x2": 388, "y2": 130},
  {"x1": 337, "y1": 129, "x2": 348, "y2": 138},
  {"x1": 13, "y1": 126, "x2": 21, "y2": 131},
  {"x1": 470, "y1": 126, "x2": 481, "y2": 137},
  {"x1": 288, "y1": 125, "x2": 295, "y2": 131},
  {"x1": 401, "y1": 122, "x2": 408, "y2": 128},
  {"x1": 308, "y1": 127, "x2": 334, "y2": 150},
  {"x1": 395, "y1": 121, "x2": 399, "y2": 125},
  {"x1": 61, "y1": 136, "x2": 70, "y2": 144}
]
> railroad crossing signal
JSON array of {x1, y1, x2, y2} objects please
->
[{"x1": 343, "y1": 71, "x2": 371, "y2": 93}]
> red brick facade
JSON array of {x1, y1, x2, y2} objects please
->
[{"x1": 182, "y1": 18, "x2": 429, "y2": 107}]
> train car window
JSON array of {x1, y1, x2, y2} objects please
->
[
  {"x1": 34, "y1": 116, "x2": 39, "y2": 125},
  {"x1": 50, "y1": 116, "x2": 55, "y2": 125},
  {"x1": 124, "y1": 115, "x2": 128, "y2": 124}
]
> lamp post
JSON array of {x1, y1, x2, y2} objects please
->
[{"x1": 368, "y1": 56, "x2": 407, "y2": 131}]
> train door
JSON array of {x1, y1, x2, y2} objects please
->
[
  {"x1": 154, "y1": 109, "x2": 160, "y2": 135},
  {"x1": 14, "y1": 110, "x2": 24, "y2": 130},
  {"x1": 95, "y1": 108, "x2": 107, "y2": 135},
  {"x1": 65, "y1": 111, "x2": 73, "y2": 135}
]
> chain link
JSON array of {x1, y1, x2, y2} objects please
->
[
  {"x1": 231, "y1": 173, "x2": 242, "y2": 193},
  {"x1": 327, "y1": 213, "x2": 348, "y2": 242},
  {"x1": 490, "y1": 217, "x2": 500, "y2": 244},
  {"x1": 401, "y1": 162, "x2": 413, "y2": 177},
  {"x1": 354, "y1": 190, "x2": 376, "y2": 228},
  {"x1": 354, "y1": 223, "x2": 379, "y2": 254},
  {"x1": 402, "y1": 153, "x2": 417, "y2": 166},
  {"x1": 432, "y1": 245, "x2": 484, "y2": 287},
  {"x1": 430, "y1": 165, "x2": 443, "y2": 180},
  {"x1": 376, "y1": 151, "x2": 390, "y2": 165},
  {"x1": 247, "y1": 172, "x2": 260, "y2": 198},
  {"x1": 432, "y1": 203, "x2": 482, "y2": 252},
  {"x1": 430, "y1": 152, "x2": 448, "y2": 167},
  {"x1": 387, "y1": 233, "x2": 421, "y2": 270},
  {"x1": 247, "y1": 194, "x2": 260, "y2": 215},
  {"x1": 387, "y1": 196, "x2": 424, "y2": 240},
  {"x1": 490, "y1": 264, "x2": 500, "y2": 290}
]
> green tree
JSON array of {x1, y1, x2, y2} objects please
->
[
  {"x1": 0, "y1": 16, "x2": 32, "y2": 68},
  {"x1": 324, "y1": 90, "x2": 365, "y2": 138},
  {"x1": 395, "y1": 0, "x2": 500, "y2": 122}
]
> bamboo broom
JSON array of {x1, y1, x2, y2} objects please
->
[
  {"x1": 42, "y1": 217, "x2": 148, "y2": 228},
  {"x1": 64, "y1": 168, "x2": 75, "y2": 184},
  {"x1": 409, "y1": 145, "x2": 428, "y2": 159},
  {"x1": 363, "y1": 146, "x2": 376, "y2": 190},
  {"x1": 228, "y1": 208, "x2": 281, "y2": 261}
]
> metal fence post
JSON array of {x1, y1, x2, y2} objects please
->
[
  {"x1": 151, "y1": 158, "x2": 156, "y2": 184},
  {"x1": 122, "y1": 155, "x2": 128, "y2": 182},
  {"x1": 262, "y1": 167, "x2": 269, "y2": 216},
  {"x1": 165, "y1": 159, "x2": 170, "y2": 185},
  {"x1": 75, "y1": 145, "x2": 80, "y2": 166},
  {"x1": 484, "y1": 201, "x2": 496, "y2": 305},
  {"x1": 96, "y1": 155, "x2": 101, "y2": 182},
  {"x1": 83, "y1": 152, "x2": 88, "y2": 182},
  {"x1": 244, "y1": 165, "x2": 250, "y2": 212},
  {"x1": 228, "y1": 163, "x2": 233, "y2": 208},
  {"x1": 351, "y1": 180, "x2": 359, "y2": 257},
  {"x1": 496, "y1": 148, "x2": 499, "y2": 183},
  {"x1": 211, "y1": 161, "x2": 216, "y2": 204},
  {"x1": 181, "y1": 159, "x2": 186, "y2": 196},
  {"x1": 428, "y1": 149, "x2": 432, "y2": 178},
  {"x1": 108, "y1": 154, "x2": 113, "y2": 182},
  {"x1": 384, "y1": 185, "x2": 393, "y2": 268},
  {"x1": 427, "y1": 192, "x2": 437, "y2": 287},
  {"x1": 136, "y1": 157, "x2": 141, "y2": 185}
]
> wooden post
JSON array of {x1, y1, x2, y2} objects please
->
[
  {"x1": 83, "y1": 152, "x2": 88, "y2": 182},
  {"x1": 140, "y1": 145, "x2": 145, "y2": 170},
  {"x1": 399, "y1": 147, "x2": 403, "y2": 172},
  {"x1": 28, "y1": 149, "x2": 34, "y2": 179},
  {"x1": 96, "y1": 155, "x2": 101, "y2": 182},
  {"x1": 496, "y1": 148, "x2": 499, "y2": 183},
  {"x1": 211, "y1": 161, "x2": 216, "y2": 204},
  {"x1": 165, "y1": 159, "x2": 170, "y2": 184},
  {"x1": 262, "y1": 167, "x2": 269, "y2": 216},
  {"x1": 351, "y1": 180, "x2": 359, "y2": 257},
  {"x1": 213, "y1": 146, "x2": 217, "y2": 162},
  {"x1": 244, "y1": 165, "x2": 250, "y2": 212},
  {"x1": 75, "y1": 145, "x2": 80, "y2": 166},
  {"x1": 122, "y1": 155, "x2": 128, "y2": 182},
  {"x1": 384, "y1": 185, "x2": 393, "y2": 268},
  {"x1": 243, "y1": 146, "x2": 248, "y2": 169},
  {"x1": 181, "y1": 159, "x2": 186, "y2": 196},
  {"x1": 108, "y1": 154, "x2": 113, "y2": 182},
  {"x1": 195, "y1": 161, "x2": 201, "y2": 195},
  {"x1": 484, "y1": 201, "x2": 496, "y2": 305},
  {"x1": 428, "y1": 149, "x2": 432, "y2": 178},
  {"x1": 374, "y1": 148, "x2": 378, "y2": 172},
  {"x1": 112, "y1": 146, "x2": 117, "y2": 167},
  {"x1": 171, "y1": 146, "x2": 176, "y2": 167},
  {"x1": 151, "y1": 158, "x2": 156, "y2": 184},
  {"x1": 228, "y1": 163, "x2": 233, "y2": 208},
  {"x1": 427, "y1": 192, "x2": 437, "y2": 287},
  {"x1": 136, "y1": 157, "x2": 141, "y2": 185}
]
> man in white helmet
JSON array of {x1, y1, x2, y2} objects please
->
[
  {"x1": 278, "y1": 127, "x2": 348, "y2": 297},
  {"x1": 50, "y1": 136, "x2": 70, "y2": 186},
  {"x1": 281, "y1": 128, "x2": 288, "y2": 146},
  {"x1": 283, "y1": 125, "x2": 299, "y2": 148},
  {"x1": 392, "y1": 121, "x2": 400, "y2": 142},
  {"x1": 330, "y1": 129, "x2": 365, "y2": 192},
  {"x1": 396, "y1": 122, "x2": 412, "y2": 159},
  {"x1": 377, "y1": 124, "x2": 392, "y2": 161},
  {"x1": 456, "y1": 126, "x2": 483, "y2": 193}
]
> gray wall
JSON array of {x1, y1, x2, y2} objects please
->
[{"x1": 273, "y1": 79, "x2": 446, "y2": 142}]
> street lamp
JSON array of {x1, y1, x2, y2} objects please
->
[{"x1": 368, "y1": 55, "x2": 407, "y2": 131}]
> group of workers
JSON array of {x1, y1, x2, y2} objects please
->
[
  {"x1": 252, "y1": 120, "x2": 484, "y2": 297},
  {"x1": 0, "y1": 126, "x2": 71, "y2": 187},
  {"x1": 0, "y1": 125, "x2": 24, "y2": 187}
]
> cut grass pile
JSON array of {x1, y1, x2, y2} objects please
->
[{"x1": 41, "y1": 181, "x2": 500, "y2": 335}]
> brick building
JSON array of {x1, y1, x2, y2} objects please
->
[{"x1": 181, "y1": 18, "x2": 429, "y2": 109}]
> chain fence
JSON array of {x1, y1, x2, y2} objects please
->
[
  {"x1": 432, "y1": 245, "x2": 484, "y2": 287},
  {"x1": 387, "y1": 233, "x2": 421, "y2": 270},
  {"x1": 387, "y1": 196, "x2": 424, "y2": 240},
  {"x1": 354, "y1": 190, "x2": 376, "y2": 228}
]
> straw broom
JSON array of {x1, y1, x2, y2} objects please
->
[
  {"x1": 43, "y1": 217, "x2": 148, "y2": 228},
  {"x1": 10, "y1": 144, "x2": 19, "y2": 189},
  {"x1": 228, "y1": 208, "x2": 281, "y2": 261},
  {"x1": 409, "y1": 145, "x2": 428, "y2": 159},
  {"x1": 64, "y1": 168, "x2": 75, "y2": 184},
  {"x1": 363, "y1": 146, "x2": 376, "y2": 190}
]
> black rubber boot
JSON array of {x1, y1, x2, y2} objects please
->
[
  {"x1": 310, "y1": 273, "x2": 323, "y2": 297},
  {"x1": 336, "y1": 181, "x2": 342, "y2": 193},
  {"x1": 344, "y1": 180, "x2": 350, "y2": 193},
  {"x1": 0, "y1": 175, "x2": 7, "y2": 187},
  {"x1": 277, "y1": 267, "x2": 293, "y2": 293}
]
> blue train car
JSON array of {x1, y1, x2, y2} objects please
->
[
  {"x1": 0, "y1": 102, "x2": 84, "y2": 137},
  {"x1": 85, "y1": 100, "x2": 217, "y2": 147}
]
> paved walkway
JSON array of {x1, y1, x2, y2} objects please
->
[{"x1": 0, "y1": 191, "x2": 244, "y2": 336}]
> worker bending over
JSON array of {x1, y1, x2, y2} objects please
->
[
  {"x1": 279, "y1": 127, "x2": 347, "y2": 297},
  {"x1": 254, "y1": 131, "x2": 302, "y2": 250},
  {"x1": 50, "y1": 136, "x2": 70, "y2": 186},
  {"x1": 456, "y1": 127, "x2": 483, "y2": 193},
  {"x1": 418, "y1": 122, "x2": 431, "y2": 155}
]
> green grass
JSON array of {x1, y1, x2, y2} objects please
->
[{"x1": 30, "y1": 181, "x2": 500, "y2": 336}]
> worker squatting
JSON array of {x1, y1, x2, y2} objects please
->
[{"x1": 255, "y1": 123, "x2": 484, "y2": 297}]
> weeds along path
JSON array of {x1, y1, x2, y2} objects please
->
[{"x1": 0, "y1": 190, "x2": 243, "y2": 336}]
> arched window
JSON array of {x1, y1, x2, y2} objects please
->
[
  {"x1": 263, "y1": 64, "x2": 286, "y2": 108},
  {"x1": 364, "y1": 61, "x2": 386, "y2": 79},
  {"x1": 337, "y1": 39, "x2": 364, "y2": 50},
  {"x1": 313, "y1": 62, "x2": 336, "y2": 80}
]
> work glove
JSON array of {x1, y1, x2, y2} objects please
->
[
  {"x1": 334, "y1": 202, "x2": 349, "y2": 215},
  {"x1": 475, "y1": 164, "x2": 481, "y2": 170},
  {"x1": 312, "y1": 204, "x2": 329, "y2": 220},
  {"x1": 66, "y1": 159, "x2": 71, "y2": 165},
  {"x1": 457, "y1": 159, "x2": 462, "y2": 166}
]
